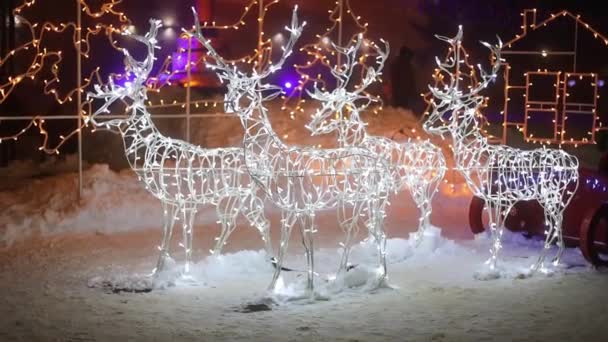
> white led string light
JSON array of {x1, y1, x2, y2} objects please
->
[
  {"x1": 193, "y1": 7, "x2": 393, "y2": 296},
  {"x1": 306, "y1": 35, "x2": 446, "y2": 246},
  {"x1": 424, "y1": 26, "x2": 579, "y2": 274},
  {"x1": 87, "y1": 20, "x2": 272, "y2": 277}
]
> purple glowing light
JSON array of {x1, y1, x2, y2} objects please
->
[
  {"x1": 599, "y1": 80, "x2": 605, "y2": 88},
  {"x1": 567, "y1": 79, "x2": 576, "y2": 87},
  {"x1": 284, "y1": 81, "x2": 293, "y2": 89}
]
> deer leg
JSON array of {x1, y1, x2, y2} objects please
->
[
  {"x1": 243, "y1": 192, "x2": 273, "y2": 257},
  {"x1": 153, "y1": 202, "x2": 178, "y2": 276},
  {"x1": 336, "y1": 201, "x2": 363, "y2": 277},
  {"x1": 410, "y1": 181, "x2": 436, "y2": 247},
  {"x1": 553, "y1": 208, "x2": 566, "y2": 266},
  {"x1": 181, "y1": 205, "x2": 197, "y2": 274},
  {"x1": 211, "y1": 196, "x2": 240, "y2": 256},
  {"x1": 368, "y1": 198, "x2": 388, "y2": 287},
  {"x1": 268, "y1": 211, "x2": 296, "y2": 291},
  {"x1": 211, "y1": 215, "x2": 237, "y2": 256},
  {"x1": 298, "y1": 213, "x2": 316, "y2": 298},
  {"x1": 486, "y1": 201, "x2": 511, "y2": 271},
  {"x1": 532, "y1": 201, "x2": 563, "y2": 272}
]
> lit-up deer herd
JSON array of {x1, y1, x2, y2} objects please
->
[{"x1": 87, "y1": 7, "x2": 579, "y2": 297}]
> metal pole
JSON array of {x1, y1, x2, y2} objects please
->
[
  {"x1": 186, "y1": 37, "x2": 192, "y2": 142},
  {"x1": 502, "y1": 65, "x2": 509, "y2": 145},
  {"x1": 337, "y1": 0, "x2": 343, "y2": 67},
  {"x1": 257, "y1": 0, "x2": 264, "y2": 71},
  {"x1": 76, "y1": 0, "x2": 83, "y2": 200},
  {"x1": 573, "y1": 20, "x2": 578, "y2": 73}
]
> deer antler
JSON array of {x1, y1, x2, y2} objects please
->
[
  {"x1": 191, "y1": 6, "x2": 305, "y2": 83},
  {"x1": 306, "y1": 35, "x2": 389, "y2": 134},
  {"x1": 189, "y1": 7, "x2": 237, "y2": 82},
  {"x1": 428, "y1": 26, "x2": 502, "y2": 116},
  {"x1": 329, "y1": 34, "x2": 365, "y2": 89},
  {"x1": 87, "y1": 19, "x2": 161, "y2": 123},
  {"x1": 256, "y1": 6, "x2": 306, "y2": 80},
  {"x1": 352, "y1": 38, "x2": 389, "y2": 109}
]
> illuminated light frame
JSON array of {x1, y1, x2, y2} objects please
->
[
  {"x1": 0, "y1": 0, "x2": 282, "y2": 197},
  {"x1": 498, "y1": 8, "x2": 606, "y2": 146},
  {"x1": 424, "y1": 26, "x2": 580, "y2": 275},
  {"x1": 87, "y1": 20, "x2": 272, "y2": 277},
  {"x1": 306, "y1": 35, "x2": 446, "y2": 246},
  {"x1": 0, "y1": 0, "x2": 131, "y2": 156},
  {"x1": 194, "y1": 7, "x2": 394, "y2": 297}
]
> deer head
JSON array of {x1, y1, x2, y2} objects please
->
[
  {"x1": 306, "y1": 34, "x2": 389, "y2": 136},
  {"x1": 86, "y1": 19, "x2": 162, "y2": 129},
  {"x1": 423, "y1": 26, "x2": 503, "y2": 138},
  {"x1": 190, "y1": 6, "x2": 306, "y2": 117}
]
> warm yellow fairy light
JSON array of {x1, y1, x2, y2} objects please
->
[
  {"x1": 281, "y1": 0, "x2": 373, "y2": 120},
  {"x1": 499, "y1": 8, "x2": 606, "y2": 146},
  {"x1": 1, "y1": 0, "x2": 280, "y2": 155}
]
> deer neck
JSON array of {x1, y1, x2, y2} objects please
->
[
  {"x1": 451, "y1": 109, "x2": 490, "y2": 171},
  {"x1": 239, "y1": 101, "x2": 283, "y2": 164},
  {"x1": 337, "y1": 116, "x2": 367, "y2": 147},
  {"x1": 119, "y1": 106, "x2": 160, "y2": 172}
]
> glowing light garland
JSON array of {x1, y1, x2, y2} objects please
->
[
  {"x1": 0, "y1": 0, "x2": 131, "y2": 153},
  {"x1": 498, "y1": 9, "x2": 607, "y2": 146},
  {"x1": 281, "y1": 0, "x2": 373, "y2": 120},
  {"x1": 424, "y1": 26, "x2": 580, "y2": 274},
  {"x1": 0, "y1": 0, "x2": 281, "y2": 154},
  {"x1": 87, "y1": 20, "x2": 272, "y2": 276},
  {"x1": 194, "y1": 7, "x2": 393, "y2": 296},
  {"x1": 306, "y1": 35, "x2": 446, "y2": 245}
]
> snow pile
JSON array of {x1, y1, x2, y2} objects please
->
[
  {"x1": 87, "y1": 228, "x2": 471, "y2": 301},
  {"x1": 88, "y1": 249, "x2": 275, "y2": 292},
  {"x1": 0, "y1": 163, "x2": 166, "y2": 246},
  {"x1": 0, "y1": 154, "x2": 86, "y2": 191}
]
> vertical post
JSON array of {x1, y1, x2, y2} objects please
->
[
  {"x1": 76, "y1": 0, "x2": 83, "y2": 200},
  {"x1": 186, "y1": 37, "x2": 192, "y2": 142},
  {"x1": 337, "y1": 0, "x2": 343, "y2": 67},
  {"x1": 502, "y1": 65, "x2": 509, "y2": 145},
  {"x1": 257, "y1": 0, "x2": 264, "y2": 71},
  {"x1": 573, "y1": 20, "x2": 578, "y2": 73},
  {"x1": 336, "y1": 0, "x2": 344, "y2": 123}
]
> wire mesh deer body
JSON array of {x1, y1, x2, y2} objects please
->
[
  {"x1": 424, "y1": 27, "x2": 579, "y2": 274},
  {"x1": 306, "y1": 36, "x2": 446, "y2": 246},
  {"x1": 194, "y1": 8, "x2": 393, "y2": 297},
  {"x1": 87, "y1": 20, "x2": 272, "y2": 277}
]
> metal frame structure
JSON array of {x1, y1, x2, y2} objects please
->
[
  {"x1": 0, "y1": 0, "x2": 266, "y2": 199},
  {"x1": 499, "y1": 8, "x2": 607, "y2": 145}
]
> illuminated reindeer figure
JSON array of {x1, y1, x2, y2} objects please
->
[
  {"x1": 193, "y1": 7, "x2": 393, "y2": 296},
  {"x1": 306, "y1": 35, "x2": 446, "y2": 246},
  {"x1": 424, "y1": 27, "x2": 579, "y2": 274},
  {"x1": 87, "y1": 20, "x2": 272, "y2": 276}
]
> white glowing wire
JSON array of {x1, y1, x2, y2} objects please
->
[
  {"x1": 193, "y1": 7, "x2": 394, "y2": 296},
  {"x1": 87, "y1": 20, "x2": 272, "y2": 277},
  {"x1": 424, "y1": 26, "x2": 579, "y2": 273},
  {"x1": 306, "y1": 35, "x2": 446, "y2": 247}
]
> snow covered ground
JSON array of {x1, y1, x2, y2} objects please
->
[{"x1": 1, "y1": 156, "x2": 607, "y2": 341}]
